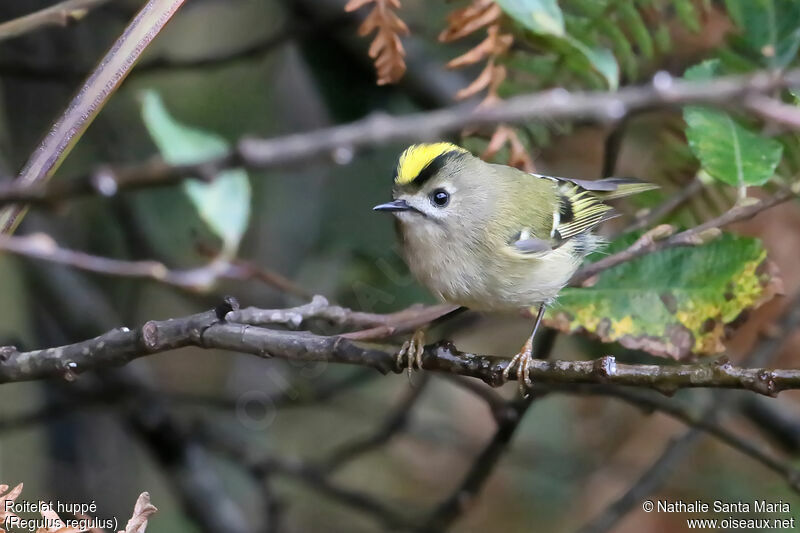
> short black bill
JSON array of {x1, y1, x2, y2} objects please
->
[{"x1": 373, "y1": 199, "x2": 413, "y2": 212}]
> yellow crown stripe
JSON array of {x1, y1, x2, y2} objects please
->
[{"x1": 395, "y1": 143, "x2": 468, "y2": 184}]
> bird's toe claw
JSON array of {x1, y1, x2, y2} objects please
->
[{"x1": 396, "y1": 330, "x2": 426, "y2": 378}]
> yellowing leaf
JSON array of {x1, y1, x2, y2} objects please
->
[{"x1": 545, "y1": 233, "x2": 782, "y2": 360}]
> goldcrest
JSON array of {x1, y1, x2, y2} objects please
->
[{"x1": 374, "y1": 142, "x2": 657, "y2": 392}]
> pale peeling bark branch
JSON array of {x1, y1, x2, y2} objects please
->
[
  {"x1": 0, "y1": 0, "x2": 113, "y2": 42},
  {"x1": 1, "y1": 69, "x2": 800, "y2": 207}
]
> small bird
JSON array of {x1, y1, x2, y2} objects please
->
[{"x1": 373, "y1": 142, "x2": 656, "y2": 392}]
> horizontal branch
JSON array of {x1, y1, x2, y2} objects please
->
[
  {"x1": 0, "y1": 0, "x2": 112, "y2": 42},
  {"x1": 2, "y1": 69, "x2": 800, "y2": 206},
  {"x1": 2, "y1": 302, "x2": 799, "y2": 396}
]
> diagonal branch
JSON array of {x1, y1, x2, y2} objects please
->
[
  {"x1": 0, "y1": 0, "x2": 188, "y2": 235},
  {"x1": 558, "y1": 385, "x2": 800, "y2": 490},
  {"x1": 571, "y1": 186, "x2": 799, "y2": 286},
  {"x1": 575, "y1": 429, "x2": 703, "y2": 533},
  {"x1": 420, "y1": 329, "x2": 557, "y2": 532},
  {"x1": 198, "y1": 423, "x2": 414, "y2": 530}
]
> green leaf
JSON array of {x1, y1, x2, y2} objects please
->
[
  {"x1": 683, "y1": 58, "x2": 719, "y2": 82},
  {"x1": 496, "y1": 0, "x2": 619, "y2": 89},
  {"x1": 598, "y1": 18, "x2": 637, "y2": 80},
  {"x1": 497, "y1": 0, "x2": 565, "y2": 36},
  {"x1": 674, "y1": 0, "x2": 701, "y2": 33},
  {"x1": 545, "y1": 233, "x2": 782, "y2": 359},
  {"x1": 682, "y1": 60, "x2": 783, "y2": 187},
  {"x1": 684, "y1": 108, "x2": 783, "y2": 187},
  {"x1": 724, "y1": 0, "x2": 800, "y2": 68},
  {"x1": 140, "y1": 90, "x2": 251, "y2": 256},
  {"x1": 619, "y1": 3, "x2": 654, "y2": 59},
  {"x1": 566, "y1": 37, "x2": 619, "y2": 90},
  {"x1": 653, "y1": 24, "x2": 672, "y2": 54}
]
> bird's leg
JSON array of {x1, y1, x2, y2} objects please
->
[
  {"x1": 396, "y1": 328, "x2": 426, "y2": 376},
  {"x1": 502, "y1": 304, "x2": 546, "y2": 395}
]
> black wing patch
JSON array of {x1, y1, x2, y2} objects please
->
[
  {"x1": 514, "y1": 174, "x2": 657, "y2": 251},
  {"x1": 552, "y1": 184, "x2": 617, "y2": 241}
]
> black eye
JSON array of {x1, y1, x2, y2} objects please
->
[{"x1": 431, "y1": 189, "x2": 450, "y2": 207}]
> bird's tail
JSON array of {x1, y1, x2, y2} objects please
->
[
  {"x1": 563, "y1": 176, "x2": 659, "y2": 200},
  {"x1": 550, "y1": 177, "x2": 658, "y2": 241}
]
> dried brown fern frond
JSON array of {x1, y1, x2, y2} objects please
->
[
  {"x1": 0, "y1": 483, "x2": 22, "y2": 531},
  {"x1": 0, "y1": 483, "x2": 156, "y2": 533},
  {"x1": 483, "y1": 125, "x2": 534, "y2": 170},
  {"x1": 39, "y1": 505, "x2": 84, "y2": 532},
  {"x1": 119, "y1": 493, "x2": 157, "y2": 533},
  {"x1": 439, "y1": 0, "x2": 509, "y2": 103},
  {"x1": 345, "y1": 0, "x2": 409, "y2": 85},
  {"x1": 440, "y1": 0, "x2": 533, "y2": 170}
]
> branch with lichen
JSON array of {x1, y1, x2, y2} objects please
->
[{"x1": 2, "y1": 299, "x2": 799, "y2": 396}]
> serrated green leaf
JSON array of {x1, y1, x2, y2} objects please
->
[
  {"x1": 684, "y1": 107, "x2": 783, "y2": 187},
  {"x1": 682, "y1": 60, "x2": 783, "y2": 187},
  {"x1": 140, "y1": 90, "x2": 251, "y2": 256},
  {"x1": 497, "y1": 0, "x2": 565, "y2": 36},
  {"x1": 724, "y1": 0, "x2": 800, "y2": 68},
  {"x1": 545, "y1": 233, "x2": 781, "y2": 359}
]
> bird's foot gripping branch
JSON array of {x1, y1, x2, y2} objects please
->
[{"x1": 1, "y1": 297, "x2": 799, "y2": 398}]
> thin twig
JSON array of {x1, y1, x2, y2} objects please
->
[
  {"x1": 744, "y1": 94, "x2": 800, "y2": 130},
  {"x1": 198, "y1": 424, "x2": 414, "y2": 530},
  {"x1": 557, "y1": 385, "x2": 800, "y2": 489},
  {"x1": 0, "y1": 369, "x2": 376, "y2": 435},
  {"x1": 420, "y1": 329, "x2": 558, "y2": 532},
  {"x1": 0, "y1": 231, "x2": 461, "y2": 338},
  {"x1": 420, "y1": 396, "x2": 536, "y2": 533},
  {"x1": 0, "y1": 0, "x2": 113, "y2": 42},
  {"x1": 573, "y1": 297, "x2": 800, "y2": 532},
  {"x1": 437, "y1": 374, "x2": 508, "y2": 420},
  {"x1": 622, "y1": 176, "x2": 704, "y2": 235},
  {"x1": 231, "y1": 295, "x2": 452, "y2": 333},
  {"x1": 575, "y1": 429, "x2": 702, "y2": 533},
  {"x1": 0, "y1": 0, "x2": 189, "y2": 235},
  {"x1": 739, "y1": 395, "x2": 800, "y2": 453},
  {"x1": 3, "y1": 69, "x2": 800, "y2": 207},
  {"x1": 0, "y1": 232, "x2": 306, "y2": 295},
  {"x1": 572, "y1": 187, "x2": 798, "y2": 285},
  {"x1": 323, "y1": 374, "x2": 430, "y2": 472}
]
